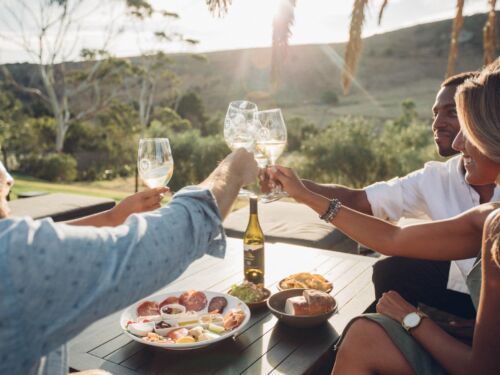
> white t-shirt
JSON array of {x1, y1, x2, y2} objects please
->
[{"x1": 365, "y1": 155, "x2": 500, "y2": 294}]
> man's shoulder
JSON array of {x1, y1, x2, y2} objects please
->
[
  {"x1": 422, "y1": 155, "x2": 461, "y2": 169},
  {"x1": 0, "y1": 217, "x2": 46, "y2": 243},
  {"x1": 407, "y1": 155, "x2": 461, "y2": 179}
]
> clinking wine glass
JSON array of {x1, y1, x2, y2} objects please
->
[
  {"x1": 254, "y1": 109, "x2": 287, "y2": 203},
  {"x1": 224, "y1": 100, "x2": 259, "y2": 197},
  {"x1": 138, "y1": 138, "x2": 174, "y2": 189}
]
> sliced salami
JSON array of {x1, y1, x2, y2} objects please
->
[
  {"x1": 159, "y1": 296, "x2": 179, "y2": 309},
  {"x1": 179, "y1": 290, "x2": 207, "y2": 311},
  {"x1": 136, "y1": 301, "x2": 160, "y2": 317},
  {"x1": 208, "y1": 296, "x2": 228, "y2": 314}
]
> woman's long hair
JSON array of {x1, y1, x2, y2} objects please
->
[
  {"x1": 488, "y1": 210, "x2": 500, "y2": 268},
  {"x1": 455, "y1": 59, "x2": 500, "y2": 166}
]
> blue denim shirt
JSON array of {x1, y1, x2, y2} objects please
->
[{"x1": 0, "y1": 187, "x2": 226, "y2": 375}]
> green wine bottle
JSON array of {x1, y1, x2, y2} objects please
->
[{"x1": 243, "y1": 197, "x2": 265, "y2": 287}]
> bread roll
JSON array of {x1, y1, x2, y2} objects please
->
[
  {"x1": 285, "y1": 296, "x2": 309, "y2": 315},
  {"x1": 284, "y1": 289, "x2": 335, "y2": 316}
]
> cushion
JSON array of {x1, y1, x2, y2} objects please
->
[
  {"x1": 223, "y1": 201, "x2": 357, "y2": 252},
  {"x1": 9, "y1": 193, "x2": 116, "y2": 222}
]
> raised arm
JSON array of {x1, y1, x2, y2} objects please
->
[
  {"x1": 200, "y1": 148, "x2": 258, "y2": 218},
  {"x1": 270, "y1": 166, "x2": 494, "y2": 260}
]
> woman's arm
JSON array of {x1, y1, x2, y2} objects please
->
[
  {"x1": 66, "y1": 187, "x2": 169, "y2": 227},
  {"x1": 270, "y1": 166, "x2": 495, "y2": 260},
  {"x1": 469, "y1": 208, "x2": 500, "y2": 375},
  {"x1": 301, "y1": 180, "x2": 373, "y2": 215}
]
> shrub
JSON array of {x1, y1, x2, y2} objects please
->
[
  {"x1": 296, "y1": 112, "x2": 437, "y2": 188},
  {"x1": 299, "y1": 117, "x2": 380, "y2": 187},
  {"x1": 321, "y1": 90, "x2": 339, "y2": 105},
  {"x1": 20, "y1": 153, "x2": 77, "y2": 182},
  {"x1": 161, "y1": 130, "x2": 228, "y2": 191},
  {"x1": 286, "y1": 117, "x2": 319, "y2": 152}
]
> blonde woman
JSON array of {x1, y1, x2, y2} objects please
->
[{"x1": 267, "y1": 59, "x2": 500, "y2": 374}]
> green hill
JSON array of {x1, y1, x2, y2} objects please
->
[
  {"x1": 165, "y1": 12, "x2": 497, "y2": 126},
  {"x1": 3, "y1": 12, "x2": 497, "y2": 127}
]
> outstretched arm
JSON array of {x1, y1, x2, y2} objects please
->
[
  {"x1": 260, "y1": 171, "x2": 373, "y2": 215},
  {"x1": 66, "y1": 187, "x2": 170, "y2": 227},
  {"x1": 270, "y1": 166, "x2": 494, "y2": 260},
  {"x1": 301, "y1": 180, "x2": 373, "y2": 215}
]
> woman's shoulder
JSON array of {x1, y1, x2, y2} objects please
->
[
  {"x1": 458, "y1": 202, "x2": 500, "y2": 234},
  {"x1": 484, "y1": 205, "x2": 500, "y2": 227}
]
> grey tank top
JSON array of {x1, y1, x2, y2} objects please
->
[{"x1": 466, "y1": 255, "x2": 482, "y2": 310}]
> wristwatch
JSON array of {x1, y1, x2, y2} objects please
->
[{"x1": 402, "y1": 310, "x2": 427, "y2": 333}]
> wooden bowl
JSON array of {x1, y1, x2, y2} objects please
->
[{"x1": 267, "y1": 288, "x2": 337, "y2": 328}]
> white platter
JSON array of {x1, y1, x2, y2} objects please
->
[{"x1": 120, "y1": 290, "x2": 251, "y2": 350}]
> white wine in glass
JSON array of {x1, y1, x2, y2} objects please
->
[
  {"x1": 138, "y1": 138, "x2": 174, "y2": 189},
  {"x1": 254, "y1": 109, "x2": 287, "y2": 203},
  {"x1": 224, "y1": 100, "x2": 258, "y2": 197},
  {"x1": 255, "y1": 140, "x2": 286, "y2": 164}
]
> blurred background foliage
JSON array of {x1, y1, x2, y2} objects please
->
[{"x1": 1, "y1": 80, "x2": 439, "y2": 191}]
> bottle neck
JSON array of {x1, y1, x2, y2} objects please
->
[
  {"x1": 248, "y1": 198, "x2": 259, "y2": 224},
  {"x1": 249, "y1": 197, "x2": 258, "y2": 215}
]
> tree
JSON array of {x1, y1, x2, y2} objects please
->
[
  {"x1": 176, "y1": 92, "x2": 208, "y2": 133},
  {"x1": 0, "y1": 84, "x2": 24, "y2": 167},
  {"x1": 123, "y1": 9, "x2": 199, "y2": 191},
  {"x1": 130, "y1": 52, "x2": 177, "y2": 137},
  {"x1": 0, "y1": 0, "x2": 151, "y2": 151}
]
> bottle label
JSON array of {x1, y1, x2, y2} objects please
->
[{"x1": 244, "y1": 244, "x2": 264, "y2": 285}]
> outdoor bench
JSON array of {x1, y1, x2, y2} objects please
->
[{"x1": 9, "y1": 192, "x2": 116, "y2": 222}]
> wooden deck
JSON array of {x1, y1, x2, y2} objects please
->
[{"x1": 68, "y1": 238, "x2": 376, "y2": 374}]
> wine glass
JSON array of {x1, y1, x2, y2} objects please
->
[
  {"x1": 224, "y1": 100, "x2": 259, "y2": 197},
  {"x1": 254, "y1": 109, "x2": 287, "y2": 203},
  {"x1": 138, "y1": 138, "x2": 174, "y2": 189}
]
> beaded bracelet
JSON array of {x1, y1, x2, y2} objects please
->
[{"x1": 319, "y1": 198, "x2": 342, "y2": 223}]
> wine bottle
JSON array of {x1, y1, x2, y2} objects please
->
[{"x1": 243, "y1": 197, "x2": 265, "y2": 287}]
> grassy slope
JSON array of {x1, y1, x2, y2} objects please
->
[
  {"x1": 166, "y1": 12, "x2": 494, "y2": 126},
  {"x1": 11, "y1": 174, "x2": 134, "y2": 201}
]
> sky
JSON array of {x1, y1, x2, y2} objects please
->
[{"x1": 0, "y1": 0, "x2": 495, "y2": 64}]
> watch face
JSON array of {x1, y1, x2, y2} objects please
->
[{"x1": 403, "y1": 312, "x2": 421, "y2": 328}]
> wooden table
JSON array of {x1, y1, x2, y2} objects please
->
[{"x1": 68, "y1": 238, "x2": 376, "y2": 375}]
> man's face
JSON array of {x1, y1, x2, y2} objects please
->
[
  {"x1": 431, "y1": 85, "x2": 461, "y2": 157},
  {"x1": 0, "y1": 162, "x2": 13, "y2": 218}
]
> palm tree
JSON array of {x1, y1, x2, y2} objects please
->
[{"x1": 206, "y1": 0, "x2": 498, "y2": 94}]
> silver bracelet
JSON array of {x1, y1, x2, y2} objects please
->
[{"x1": 320, "y1": 198, "x2": 342, "y2": 222}]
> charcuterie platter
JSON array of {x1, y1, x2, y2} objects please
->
[{"x1": 120, "y1": 290, "x2": 251, "y2": 350}]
